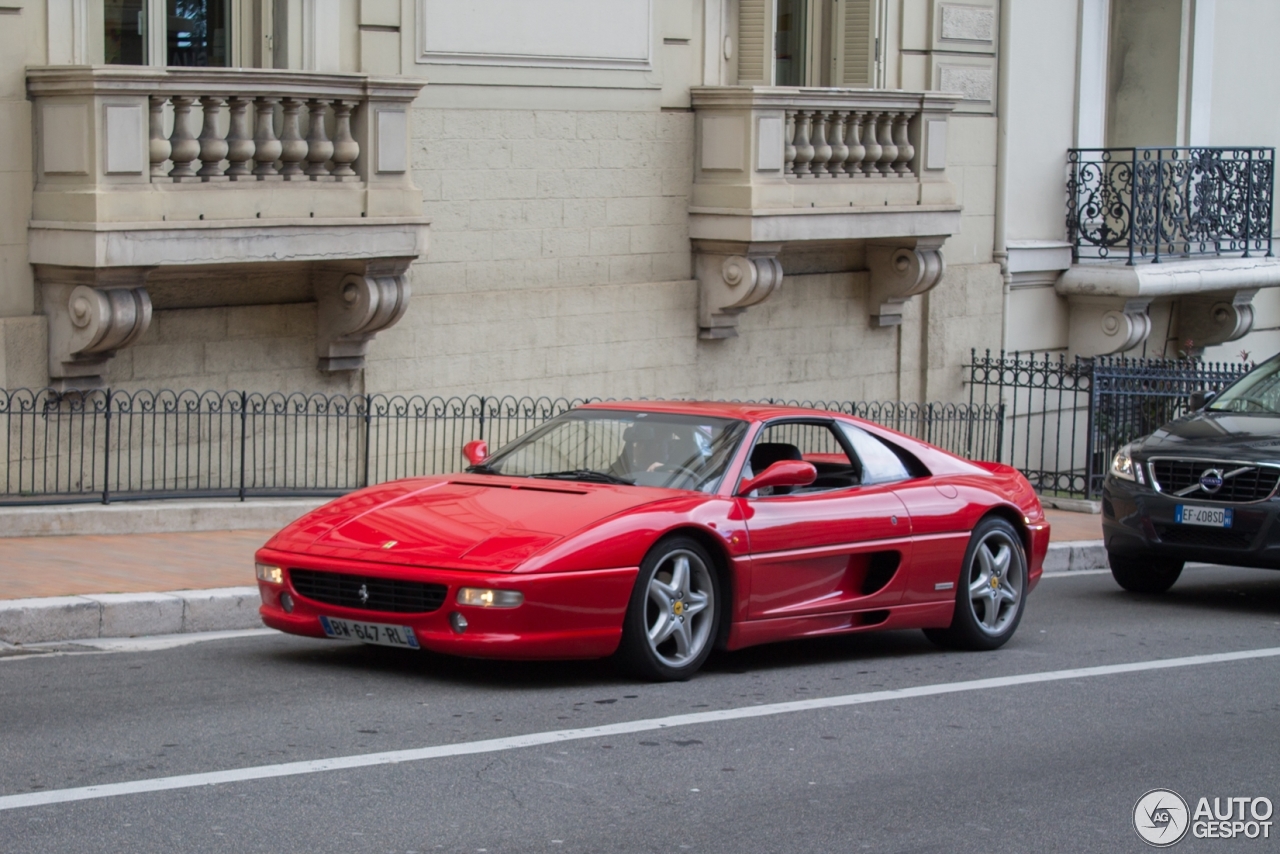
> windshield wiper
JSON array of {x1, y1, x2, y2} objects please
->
[
  {"x1": 465, "y1": 463, "x2": 502, "y2": 474},
  {"x1": 530, "y1": 469, "x2": 634, "y2": 485}
]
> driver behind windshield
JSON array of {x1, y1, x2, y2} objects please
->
[{"x1": 613, "y1": 423, "x2": 704, "y2": 481}]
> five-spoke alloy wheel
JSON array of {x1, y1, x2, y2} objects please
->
[
  {"x1": 925, "y1": 517, "x2": 1028, "y2": 651},
  {"x1": 618, "y1": 536, "x2": 720, "y2": 680}
]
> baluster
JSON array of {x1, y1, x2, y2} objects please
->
[
  {"x1": 252, "y1": 97, "x2": 282, "y2": 180},
  {"x1": 892, "y1": 113, "x2": 915, "y2": 177},
  {"x1": 784, "y1": 111, "x2": 797, "y2": 176},
  {"x1": 167, "y1": 96, "x2": 200, "y2": 181},
  {"x1": 305, "y1": 99, "x2": 333, "y2": 179},
  {"x1": 877, "y1": 111, "x2": 898, "y2": 177},
  {"x1": 860, "y1": 112, "x2": 882, "y2": 178},
  {"x1": 828, "y1": 112, "x2": 849, "y2": 179},
  {"x1": 148, "y1": 95, "x2": 170, "y2": 181},
  {"x1": 224, "y1": 96, "x2": 255, "y2": 180},
  {"x1": 278, "y1": 98, "x2": 307, "y2": 180},
  {"x1": 330, "y1": 100, "x2": 360, "y2": 180},
  {"x1": 793, "y1": 111, "x2": 814, "y2": 177},
  {"x1": 846, "y1": 111, "x2": 866, "y2": 178},
  {"x1": 196, "y1": 95, "x2": 229, "y2": 181},
  {"x1": 808, "y1": 111, "x2": 831, "y2": 180}
]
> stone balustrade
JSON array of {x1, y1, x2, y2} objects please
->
[{"x1": 688, "y1": 87, "x2": 963, "y2": 339}]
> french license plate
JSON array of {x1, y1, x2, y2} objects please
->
[
  {"x1": 1175, "y1": 505, "x2": 1233, "y2": 528},
  {"x1": 319, "y1": 615, "x2": 420, "y2": 649}
]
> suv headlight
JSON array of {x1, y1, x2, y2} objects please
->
[{"x1": 1110, "y1": 443, "x2": 1145, "y2": 484}]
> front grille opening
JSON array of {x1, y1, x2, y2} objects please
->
[
  {"x1": 1150, "y1": 459, "x2": 1280, "y2": 503},
  {"x1": 1153, "y1": 525, "x2": 1255, "y2": 550},
  {"x1": 289, "y1": 569, "x2": 448, "y2": 614}
]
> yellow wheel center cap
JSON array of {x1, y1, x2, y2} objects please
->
[
  {"x1": 673, "y1": 600, "x2": 685, "y2": 616},
  {"x1": 990, "y1": 576, "x2": 1000, "y2": 590}
]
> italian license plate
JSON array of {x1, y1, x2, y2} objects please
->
[
  {"x1": 1175, "y1": 505, "x2": 1233, "y2": 528},
  {"x1": 319, "y1": 615, "x2": 420, "y2": 649}
]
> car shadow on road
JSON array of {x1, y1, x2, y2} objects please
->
[{"x1": 1069, "y1": 566, "x2": 1280, "y2": 619}]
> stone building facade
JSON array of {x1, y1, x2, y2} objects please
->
[{"x1": 1, "y1": 0, "x2": 1278, "y2": 403}]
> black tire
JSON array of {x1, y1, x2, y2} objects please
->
[
  {"x1": 617, "y1": 536, "x2": 721, "y2": 681},
  {"x1": 1108, "y1": 552, "x2": 1183, "y2": 594},
  {"x1": 924, "y1": 517, "x2": 1028, "y2": 651}
]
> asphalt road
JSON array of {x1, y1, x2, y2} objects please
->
[{"x1": 3, "y1": 565, "x2": 1280, "y2": 853}]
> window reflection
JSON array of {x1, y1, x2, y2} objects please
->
[
  {"x1": 105, "y1": 0, "x2": 147, "y2": 65},
  {"x1": 168, "y1": 0, "x2": 230, "y2": 67},
  {"x1": 775, "y1": 0, "x2": 807, "y2": 86}
]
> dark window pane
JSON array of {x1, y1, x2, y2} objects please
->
[
  {"x1": 105, "y1": 0, "x2": 147, "y2": 65},
  {"x1": 775, "y1": 0, "x2": 807, "y2": 86},
  {"x1": 168, "y1": 0, "x2": 230, "y2": 67}
]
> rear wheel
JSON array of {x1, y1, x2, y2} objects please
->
[
  {"x1": 617, "y1": 537, "x2": 720, "y2": 681},
  {"x1": 1108, "y1": 552, "x2": 1183, "y2": 594},
  {"x1": 925, "y1": 517, "x2": 1028, "y2": 651}
]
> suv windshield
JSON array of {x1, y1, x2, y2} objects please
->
[
  {"x1": 477, "y1": 409, "x2": 748, "y2": 492},
  {"x1": 1206, "y1": 357, "x2": 1280, "y2": 415}
]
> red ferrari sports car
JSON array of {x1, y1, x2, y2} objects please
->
[{"x1": 256, "y1": 402, "x2": 1049, "y2": 680}]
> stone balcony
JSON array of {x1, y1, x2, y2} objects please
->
[
  {"x1": 688, "y1": 86, "x2": 961, "y2": 338},
  {"x1": 25, "y1": 66, "x2": 430, "y2": 386}
]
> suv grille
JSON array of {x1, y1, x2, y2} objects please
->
[
  {"x1": 1153, "y1": 524, "x2": 1256, "y2": 550},
  {"x1": 289, "y1": 569, "x2": 447, "y2": 614},
  {"x1": 1149, "y1": 459, "x2": 1280, "y2": 503}
]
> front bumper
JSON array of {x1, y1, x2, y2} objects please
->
[
  {"x1": 255, "y1": 547, "x2": 638, "y2": 659},
  {"x1": 1102, "y1": 475, "x2": 1280, "y2": 569}
]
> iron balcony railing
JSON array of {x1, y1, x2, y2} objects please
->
[
  {"x1": 967, "y1": 350, "x2": 1253, "y2": 499},
  {"x1": 1067, "y1": 146, "x2": 1275, "y2": 264},
  {"x1": 0, "y1": 390, "x2": 1005, "y2": 506}
]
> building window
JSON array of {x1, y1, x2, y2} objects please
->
[
  {"x1": 104, "y1": 0, "x2": 232, "y2": 66},
  {"x1": 105, "y1": 0, "x2": 148, "y2": 65},
  {"x1": 740, "y1": 0, "x2": 880, "y2": 87}
]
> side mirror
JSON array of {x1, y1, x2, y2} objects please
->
[
  {"x1": 737, "y1": 460, "x2": 817, "y2": 496},
  {"x1": 1189, "y1": 389, "x2": 1217, "y2": 410},
  {"x1": 462, "y1": 440, "x2": 489, "y2": 466}
]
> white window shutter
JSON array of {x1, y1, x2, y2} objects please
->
[
  {"x1": 835, "y1": 0, "x2": 874, "y2": 87},
  {"x1": 738, "y1": 0, "x2": 770, "y2": 84}
]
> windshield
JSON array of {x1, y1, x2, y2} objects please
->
[
  {"x1": 1206, "y1": 357, "x2": 1280, "y2": 414},
  {"x1": 477, "y1": 409, "x2": 748, "y2": 492}
]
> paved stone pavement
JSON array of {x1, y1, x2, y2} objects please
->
[{"x1": 0, "y1": 509, "x2": 1100, "y2": 601}]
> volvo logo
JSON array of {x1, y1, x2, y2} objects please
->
[
  {"x1": 357, "y1": 584, "x2": 370, "y2": 605},
  {"x1": 1199, "y1": 468, "x2": 1225, "y2": 494}
]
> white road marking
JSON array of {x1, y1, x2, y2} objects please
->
[{"x1": 2, "y1": 645, "x2": 1279, "y2": 812}]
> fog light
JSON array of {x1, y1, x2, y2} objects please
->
[
  {"x1": 279, "y1": 592, "x2": 294, "y2": 613},
  {"x1": 449, "y1": 612, "x2": 468, "y2": 634},
  {"x1": 456, "y1": 587, "x2": 523, "y2": 608},
  {"x1": 256, "y1": 563, "x2": 284, "y2": 585}
]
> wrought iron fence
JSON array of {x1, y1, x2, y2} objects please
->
[
  {"x1": 1067, "y1": 146, "x2": 1275, "y2": 264},
  {"x1": 0, "y1": 389, "x2": 1005, "y2": 505},
  {"x1": 967, "y1": 350, "x2": 1253, "y2": 499}
]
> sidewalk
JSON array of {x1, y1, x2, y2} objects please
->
[{"x1": 0, "y1": 507, "x2": 1103, "y2": 644}]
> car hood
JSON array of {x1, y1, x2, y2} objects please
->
[
  {"x1": 272, "y1": 476, "x2": 676, "y2": 571},
  {"x1": 1137, "y1": 411, "x2": 1280, "y2": 462}
]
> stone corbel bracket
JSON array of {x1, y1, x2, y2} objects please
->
[
  {"x1": 315, "y1": 258, "x2": 413, "y2": 371},
  {"x1": 867, "y1": 239, "x2": 947, "y2": 326},
  {"x1": 40, "y1": 267, "x2": 155, "y2": 389},
  {"x1": 1066, "y1": 296, "x2": 1153, "y2": 356},
  {"x1": 695, "y1": 242, "x2": 783, "y2": 339},
  {"x1": 1177, "y1": 289, "x2": 1258, "y2": 351}
]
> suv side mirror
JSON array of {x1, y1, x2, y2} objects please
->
[
  {"x1": 1189, "y1": 389, "x2": 1217, "y2": 410},
  {"x1": 463, "y1": 440, "x2": 489, "y2": 466},
  {"x1": 737, "y1": 460, "x2": 817, "y2": 496}
]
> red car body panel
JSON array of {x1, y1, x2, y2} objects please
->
[{"x1": 256, "y1": 402, "x2": 1049, "y2": 659}]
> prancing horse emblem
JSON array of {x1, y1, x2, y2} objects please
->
[{"x1": 357, "y1": 584, "x2": 370, "y2": 605}]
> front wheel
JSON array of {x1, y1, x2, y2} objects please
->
[
  {"x1": 924, "y1": 517, "x2": 1028, "y2": 651},
  {"x1": 1108, "y1": 552, "x2": 1183, "y2": 594},
  {"x1": 617, "y1": 537, "x2": 720, "y2": 681}
]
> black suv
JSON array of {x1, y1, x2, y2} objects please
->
[{"x1": 1103, "y1": 353, "x2": 1280, "y2": 592}]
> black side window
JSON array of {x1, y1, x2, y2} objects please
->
[{"x1": 745, "y1": 422, "x2": 860, "y2": 495}]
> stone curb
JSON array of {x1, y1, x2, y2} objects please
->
[
  {"x1": 0, "y1": 539, "x2": 1109, "y2": 645},
  {"x1": 0, "y1": 498, "x2": 328, "y2": 539},
  {"x1": 1041, "y1": 539, "x2": 1108, "y2": 573},
  {"x1": 0, "y1": 587, "x2": 262, "y2": 645}
]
